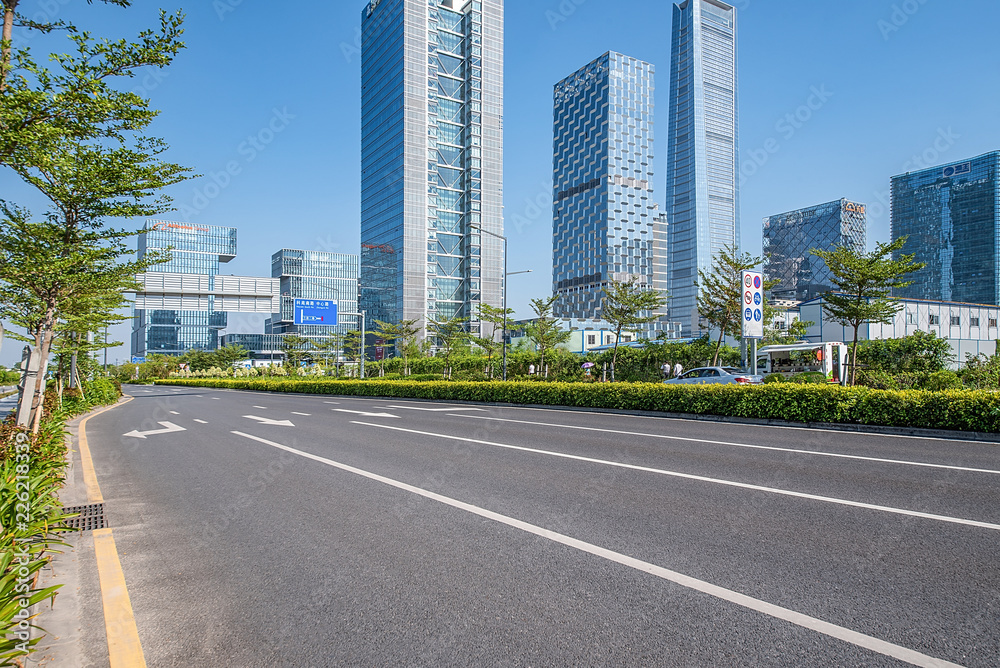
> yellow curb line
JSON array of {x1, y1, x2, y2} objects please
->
[
  {"x1": 78, "y1": 396, "x2": 147, "y2": 667},
  {"x1": 93, "y1": 528, "x2": 147, "y2": 668},
  {"x1": 78, "y1": 397, "x2": 132, "y2": 503}
]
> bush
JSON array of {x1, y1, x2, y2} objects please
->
[
  {"x1": 923, "y1": 370, "x2": 962, "y2": 391},
  {"x1": 762, "y1": 374, "x2": 785, "y2": 384},
  {"x1": 787, "y1": 372, "x2": 829, "y2": 384},
  {"x1": 154, "y1": 378, "x2": 1000, "y2": 433}
]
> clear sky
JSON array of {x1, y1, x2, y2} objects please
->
[{"x1": 2, "y1": 0, "x2": 1000, "y2": 367}]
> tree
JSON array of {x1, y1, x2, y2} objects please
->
[
  {"x1": 427, "y1": 316, "x2": 469, "y2": 377},
  {"x1": 473, "y1": 303, "x2": 513, "y2": 378},
  {"x1": 211, "y1": 344, "x2": 249, "y2": 370},
  {"x1": 523, "y1": 297, "x2": 570, "y2": 372},
  {"x1": 810, "y1": 236, "x2": 924, "y2": 385},
  {"x1": 697, "y1": 245, "x2": 764, "y2": 366},
  {"x1": 601, "y1": 276, "x2": 668, "y2": 370},
  {"x1": 372, "y1": 319, "x2": 419, "y2": 375},
  {"x1": 281, "y1": 335, "x2": 311, "y2": 368},
  {"x1": 342, "y1": 330, "x2": 364, "y2": 375}
]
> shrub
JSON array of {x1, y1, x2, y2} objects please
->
[
  {"x1": 154, "y1": 378, "x2": 1000, "y2": 433},
  {"x1": 788, "y1": 372, "x2": 829, "y2": 384},
  {"x1": 922, "y1": 370, "x2": 962, "y2": 391},
  {"x1": 762, "y1": 374, "x2": 785, "y2": 384}
]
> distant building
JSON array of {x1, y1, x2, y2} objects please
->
[
  {"x1": 359, "y1": 0, "x2": 504, "y2": 338},
  {"x1": 551, "y1": 52, "x2": 664, "y2": 326},
  {"x1": 891, "y1": 151, "x2": 1000, "y2": 305},
  {"x1": 763, "y1": 199, "x2": 867, "y2": 303},
  {"x1": 131, "y1": 221, "x2": 279, "y2": 357},
  {"x1": 265, "y1": 249, "x2": 360, "y2": 340},
  {"x1": 509, "y1": 318, "x2": 665, "y2": 355},
  {"x1": 800, "y1": 295, "x2": 999, "y2": 368},
  {"x1": 665, "y1": 0, "x2": 740, "y2": 336}
]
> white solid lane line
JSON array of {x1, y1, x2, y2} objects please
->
[
  {"x1": 230, "y1": 430, "x2": 962, "y2": 668},
  {"x1": 355, "y1": 421, "x2": 1000, "y2": 533},
  {"x1": 452, "y1": 414, "x2": 1000, "y2": 476}
]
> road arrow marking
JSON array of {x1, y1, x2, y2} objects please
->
[
  {"x1": 123, "y1": 422, "x2": 186, "y2": 439},
  {"x1": 243, "y1": 415, "x2": 295, "y2": 427},
  {"x1": 387, "y1": 405, "x2": 484, "y2": 412},
  {"x1": 332, "y1": 409, "x2": 400, "y2": 419}
]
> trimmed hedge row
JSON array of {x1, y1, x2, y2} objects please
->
[{"x1": 153, "y1": 379, "x2": 1000, "y2": 434}]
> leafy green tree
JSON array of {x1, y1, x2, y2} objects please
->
[
  {"x1": 342, "y1": 330, "x2": 365, "y2": 375},
  {"x1": 810, "y1": 236, "x2": 924, "y2": 385},
  {"x1": 373, "y1": 318, "x2": 419, "y2": 374},
  {"x1": 281, "y1": 335, "x2": 311, "y2": 368},
  {"x1": 601, "y1": 276, "x2": 668, "y2": 370},
  {"x1": 697, "y1": 245, "x2": 764, "y2": 366},
  {"x1": 211, "y1": 344, "x2": 249, "y2": 370},
  {"x1": 524, "y1": 296, "x2": 571, "y2": 372},
  {"x1": 427, "y1": 316, "x2": 469, "y2": 377},
  {"x1": 854, "y1": 330, "x2": 952, "y2": 374}
]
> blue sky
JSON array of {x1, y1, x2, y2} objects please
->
[{"x1": 2, "y1": 0, "x2": 999, "y2": 366}]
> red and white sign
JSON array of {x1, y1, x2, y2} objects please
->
[{"x1": 741, "y1": 270, "x2": 764, "y2": 339}]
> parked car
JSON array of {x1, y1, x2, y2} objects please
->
[{"x1": 664, "y1": 367, "x2": 764, "y2": 385}]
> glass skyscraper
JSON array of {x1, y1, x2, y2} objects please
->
[
  {"x1": 891, "y1": 151, "x2": 1000, "y2": 305},
  {"x1": 552, "y1": 52, "x2": 666, "y2": 324},
  {"x1": 763, "y1": 199, "x2": 867, "y2": 303},
  {"x1": 360, "y1": 0, "x2": 504, "y2": 340},
  {"x1": 266, "y1": 249, "x2": 360, "y2": 338},
  {"x1": 665, "y1": 0, "x2": 740, "y2": 336},
  {"x1": 132, "y1": 221, "x2": 237, "y2": 356}
]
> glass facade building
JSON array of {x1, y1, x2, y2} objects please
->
[
  {"x1": 665, "y1": 0, "x2": 740, "y2": 336},
  {"x1": 360, "y1": 0, "x2": 504, "y2": 340},
  {"x1": 132, "y1": 221, "x2": 237, "y2": 356},
  {"x1": 552, "y1": 52, "x2": 666, "y2": 324},
  {"x1": 266, "y1": 249, "x2": 360, "y2": 338},
  {"x1": 891, "y1": 152, "x2": 1000, "y2": 305},
  {"x1": 763, "y1": 199, "x2": 867, "y2": 303}
]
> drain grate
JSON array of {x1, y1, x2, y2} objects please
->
[{"x1": 60, "y1": 503, "x2": 107, "y2": 532}]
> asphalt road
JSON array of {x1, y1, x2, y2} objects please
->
[{"x1": 75, "y1": 384, "x2": 1000, "y2": 667}]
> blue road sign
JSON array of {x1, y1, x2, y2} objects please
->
[
  {"x1": 131, "y1": 356, "x2": 146, "y2": 364},
  {"x1": 293, "y1": 299, "x2": 338, "y2": 326}
]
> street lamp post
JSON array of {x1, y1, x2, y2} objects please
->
[{"x1": 470, "y1": 223, "x2": 530, "y2": 381}]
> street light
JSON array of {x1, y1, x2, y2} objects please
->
[{"x1": 469, "y1": 223, "x2": 531, "y2": 381}]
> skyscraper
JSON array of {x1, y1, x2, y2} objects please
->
[
  {"x1": 360, "y1": 0, "x2": 504, "y2": 341},
  {"x1": 763, "y1": 199, "x2": 867, "y2": 303},
  {"x1": 552, "y1": 52, "x2": 664, "y2": 323},
  {"x1": 131, "y1": 221, "x2": 237, "y2": 356},
  {"x1": 891, "y1": 151, "x2": 1000, "y2": 305},
  {"x1": 665, "y1": 0, "x2": 740, "y2": 336}
]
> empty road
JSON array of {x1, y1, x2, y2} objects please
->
[{"x1": 71, "y1": 384, "x2": 1000, "y2": 666}]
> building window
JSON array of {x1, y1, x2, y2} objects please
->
[
  {"x1": 906, "y1": 311, "x2": 918, "y2": 325},
  {"x1": 991, "y1": 318, "x2": 998, "y2": 329},
  {"x1": 929, "y1": 315, "x2": 940, "y2": 325},
  {"x1": 587, "y1": 334, "x2": 596, "y2": 345},
  {"x1": 970, "y1": 317, "x2": 980, "y2": 327},
  {"x1": 950, "y1": 316, "x2": 961, "y2": 327},
  {"x1": 622, "y1": 335, "x2": 631, "y2": 343}
]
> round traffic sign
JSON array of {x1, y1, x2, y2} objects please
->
[
  {"x1": 745, "y1": 308, "x2": 753, "y2": 321},
  {"x1": 754, "y1": 293, "x2": 761, "y2": 306},
  {"x1": 744, "y1": 291, "x2": 752, "y2": 304},
  {"x1": 745, "y1": 275, "x2": 753, "y2": 288},
  {"x1": 754, "y1": 309, "x2": 762, "y2": 322},
  {"x1": 753, "y1": 276, "x2": 762, "y2": 289}
]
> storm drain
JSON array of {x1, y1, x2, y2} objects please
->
[{"x1": 60, "y1": 503, "x2": 107, "y2": 532}]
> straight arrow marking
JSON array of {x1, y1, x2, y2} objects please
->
[
  {"x1": 123, "y1": 422, "x2": 186, "y2": 439},
  {"x1": 243, "y1": 415, "x2": 295, "y2": 427}
]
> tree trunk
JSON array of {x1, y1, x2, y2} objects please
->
[
  {"x1": 31, "y1": 325, "x2": 55, "y2": 434},
  {"x1": 712, "y1": 329, "x2": 725, "y2": 366},
  {"x1": 850, "y1": 326, "x2": 861, "y2": 387},
  {"x1": 1, "y1": 2, "x2": 17, "y2": 92}
]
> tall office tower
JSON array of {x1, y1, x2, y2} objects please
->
[
  {"x1": 266, "y1": 250, "x2": 360, "y2": 338},
  {"x1": 552, "y1": 52, "x2": 664, "y2": 325},
  {"x1": 891, "y1": 152, "x2": 1000, "y2": 305},
  {"x1": 360, "y1": 0, "x2": 504, "y2": 341},
  {"x1": 763, "y1": 199, "x2": 867, "y2": 303},
  {"x1": 131, "y1": 221, "x2": 237, "y2": 356},
  {"x1": 665, "y1": 0, "x2": 740, "y2": 336}
]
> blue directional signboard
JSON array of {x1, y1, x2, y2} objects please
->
[
  {"x1": 293, "y1": 299, "x2": 338, "y2": 326},
  {"x1": 741, "y1": 271, "x2": 764, "y2": 339}
]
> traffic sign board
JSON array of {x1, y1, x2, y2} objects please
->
[
  {"x1": 741, "y1": 271, "x2": 764, "y2": 339},
  {"x1": 293, "y1": 299, "x2": 338, "y2": 326}
]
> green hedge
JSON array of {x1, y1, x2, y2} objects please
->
[{"x1": 154, "y1": 379, "x2": 1000, "y2": 434}]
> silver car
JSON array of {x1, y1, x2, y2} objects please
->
[{"x1": 664, "y1": 367, "x2": 764, "y2": 385}]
